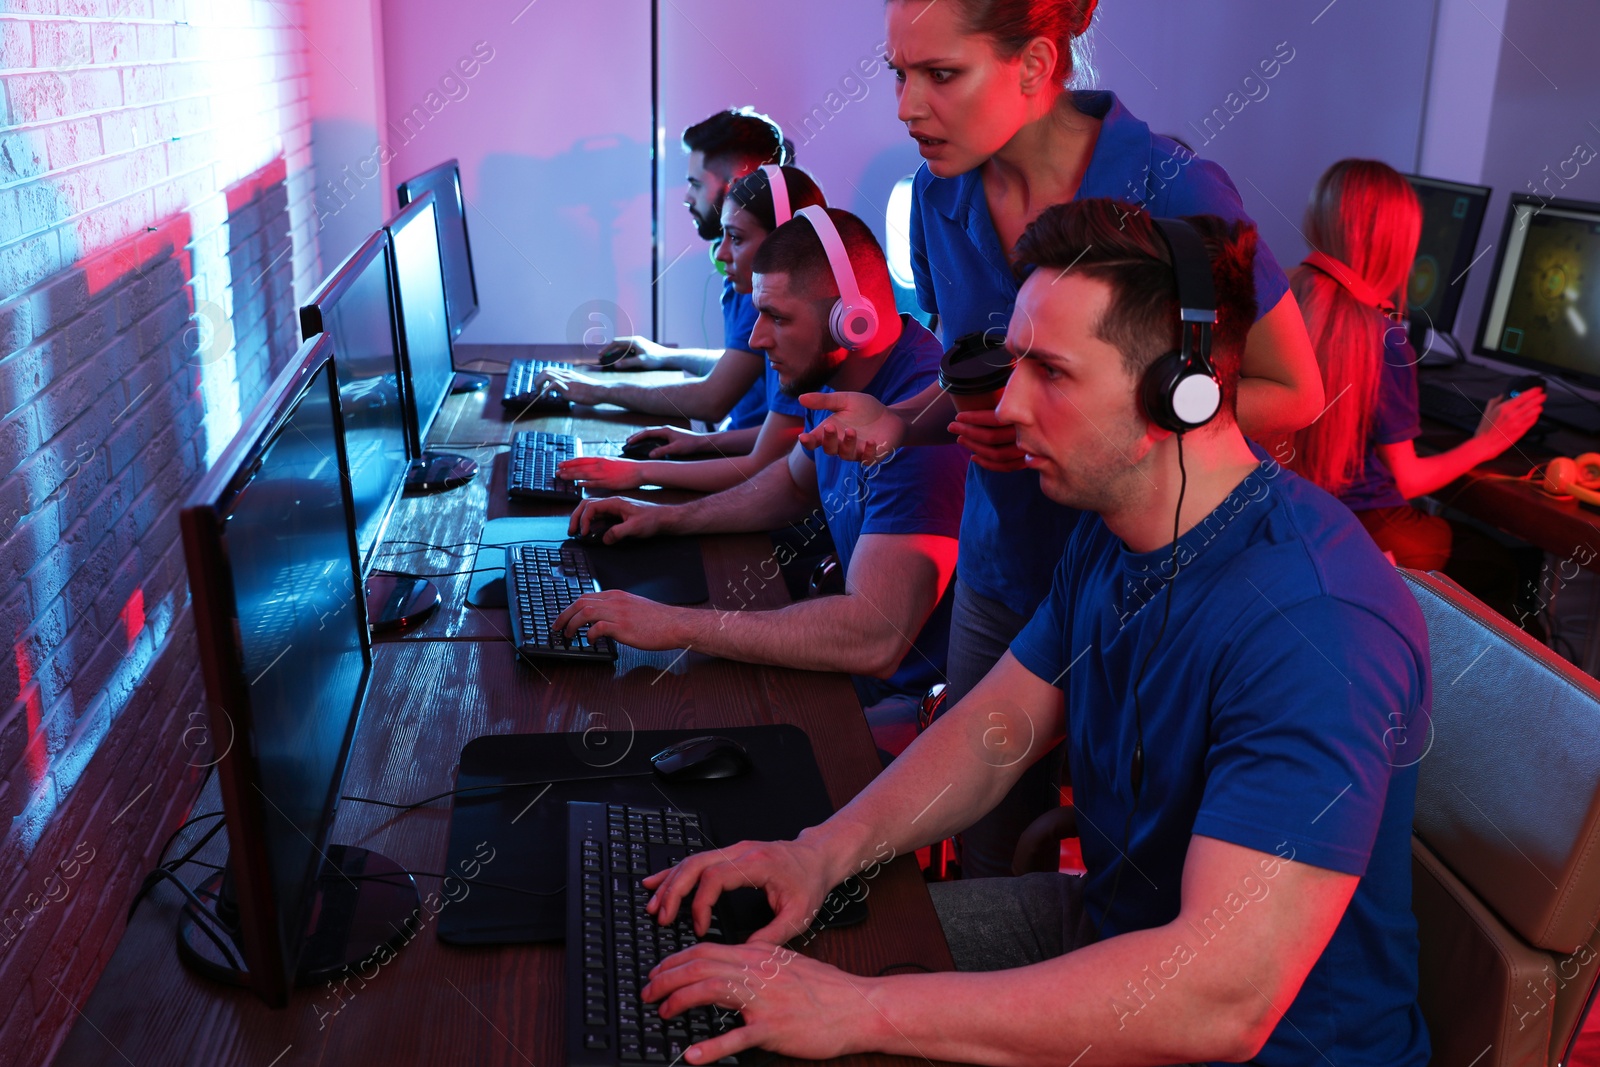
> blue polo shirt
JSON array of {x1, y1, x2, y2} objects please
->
[
  {"x1": 1009, "y1": 449, "x2": 1429, "y2": 1067},
  {"x1": 1341, "y1": 329, "x2": 1421, "y2": 513},
  {"x1": 721, "y1": 281, "x2": 769, "y2": 430},
  {"x1": 802, "y1": 316, "x2": 968, "y2": 699},
  {"x1": 909, "y1": 89, "x2": 1293, "y2": 618}
]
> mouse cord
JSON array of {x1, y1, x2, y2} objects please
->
[{"x1": 341, "y1": 770, "x2": 659, "y2": 813}]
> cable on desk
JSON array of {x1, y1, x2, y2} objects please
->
[
  {"x1": 423, "y1": 441, "x2": 513, "y2": 450},
  {"x1": 345, "y1": 871, "x2": 565, "y2": 896},
  {"x1": 379, "y1": 539, "x2": 501, "y2": 557},
  {"x1": 371, "y1": 565, "x2": 504, "y2": 581},
  {"x1": 130, "y1": 867, "x2": 244, "y2": 971},
  {"x1": 342, "y1": 770, "x2": 656, "y2": 813}
]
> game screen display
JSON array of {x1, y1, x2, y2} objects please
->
[{"x1": 1481, "y1": 202, "x2": 1600, "y2": 379}]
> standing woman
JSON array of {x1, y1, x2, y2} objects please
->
[
  {"x1": 802, "y1": 0, "x2": 1325, "y2": 878},
  {"x1": 1266, "y1": 159, "x2": 1544, "y2": 622},
  {"x1": 558, "y1": 166, "x2": 825, "y2": 494}
]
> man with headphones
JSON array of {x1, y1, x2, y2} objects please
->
[
  {"x1": 532, "y1": 107, "x2": 789, "y2": 435},
  {"x1": 556, "y1": 207, "x2": 969, "y2": 758},
  {"x1": 625, "y1": 201, "x2": 1430, "y2": 1067}
]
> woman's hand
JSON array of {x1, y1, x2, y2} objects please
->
[
  {"x1": 1474, "y1": 389, "x2": 1545, "y2": 454},
  {"x1": 557, "y1": 456, "x2": 646, "y2": 490},
  {"x1": 949, "y1": 409, "x2": 1027, "y2": 471}
]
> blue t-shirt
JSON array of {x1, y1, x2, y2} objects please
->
[
  {"x1": 910, "y1": 89, "x2": 1293, "y2": 618},
  {"x1": 802, "y1": 317, "x2": 969, "y2": 699},
  {"x1": 721, "y1": 281, "x2": 769, "y2": 431},
  {"x1": 1340, "y1": 330, "x2": 1421, "y2": 513},
  {"x1": 1009, "y1": 450, "x2": 1429, "y2": 1067}
]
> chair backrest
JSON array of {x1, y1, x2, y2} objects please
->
[{"x1": 1400, "y1": 568, "x2": 1600, "y2": 1066}]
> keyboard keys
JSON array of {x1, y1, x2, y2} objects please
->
[
  {"x1": 506, "y1": 543, "x2": 618, "y2": 663},
  {"x1": 568, "y1": 802, "x2": 741, "y2": 1066},
  {"x1": 507, "y1": 430, "x2": 582, "y2": 501}
]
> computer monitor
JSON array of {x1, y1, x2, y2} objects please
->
[
  {"x1": 179, "y1": 334, "x2": 415, "y2": 1006},
  {"x1": 1475, "y1": 194, "x2": 1600, "y2": 387},
  {"x1": 386, "y1": 194, "x2": 454, "y2": 455},
  {"x1": 1404, "y1": 174, "x2": 1492, "y2": 336},
  {"x1": 396, "y1": 160, "x2": 479, "y2": 341},
  {"x1": 299, "y1": 231, "x2": 412, "y2": 578}
]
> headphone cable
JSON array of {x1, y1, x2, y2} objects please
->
[{"x1": 1095, "y1": 433, "x2": 1187, "y2": 941}]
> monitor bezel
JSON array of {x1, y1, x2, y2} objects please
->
[
  {"x1": 1472, "y1": 192, "x2": 1600, "y2": 387},
  {"x1": 299, "y1": 229, "x2": 412, "y2": 577},
  {"x1": 1403, "y1": 173, "x2": 1492, "y2": 337},
  {"x1": 178, "y1": 333, "x2": 373, "y2": 1007},
  {"x1": 384, "y1": 192, "x2": 453, "y2": 458},
  {"x1": 396, "y1": 159, "x2": 480, "y2": 340}
]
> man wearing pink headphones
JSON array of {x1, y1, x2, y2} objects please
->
[{"x1": 555, "y1": 207, "x2": 969, "y2": 760}]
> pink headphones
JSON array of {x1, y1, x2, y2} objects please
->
[
  {"x1": 760, "y1": 164, "x2": 791, "y2": 226},
  {"x1": 795, "y1": 205, "x2": 879, "y2": 350}
]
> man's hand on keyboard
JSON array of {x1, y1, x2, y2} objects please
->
[
  {"x1": 554, "y1": 589, "x2": 684, "y2": 651},
  {"x1": 532, "y1": 366, "x2": 608, "y2": 406},
  {"x1": 569, "y1": 497, "x2": 669, "y2": 542},
  {"x1": 642, "y1": 837, "x2": 835, "y2": 946},
  {"x1": 641, "y1": 942, "x2": 880, "y2": 1064},
  {"x1": 558, "y1": 456, "x2": 646, "y2": 490}
]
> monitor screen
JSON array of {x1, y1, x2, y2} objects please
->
[
  {"x1": 397, "y1": 160, "x2": 479, "y2": 341},
  {"x1": 1404, "y1": 174, "x2": 1491, "y2": 335},
  {"x1": 386, "y1": 194, "x2": 454, "y2": 455},
  {"x1": 1476, "y1": 195, "x2": 1600, "y2": 385},
  {"x1": 300, "y1": 231, "x2": 411, "y2": 575},
  {"x1": 180, "y1": 334, "x2": 370, "y2": 1005}
]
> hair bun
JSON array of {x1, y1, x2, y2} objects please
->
[{"x1": 1066, "y1": 0, "x2": 1097, "y2": 37}]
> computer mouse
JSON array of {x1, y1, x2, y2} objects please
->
[
  {"x1": 598, "y1": 346, "x2": 628, "y2": 368},
  {"x1": 621, "y1": 435, "x2": 669, "y2": 460},
  {"x1": 649, "y1": 736, "x2": 752, "y2": 782},
  {"x1": 575, "y1": 514, "x2": 622, "y2": 545},
  {"x1": 1508, "y1": 374, "x2": 1546, "y2": 399}
]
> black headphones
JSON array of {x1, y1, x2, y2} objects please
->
[{"x1": 1139, "y1": 218, "x2": 1222, "y2": 434}]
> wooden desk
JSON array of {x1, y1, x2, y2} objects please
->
[
  {"x1": 57, "y1": 345, "x2": 953, "y2": 1066},
  {"x1": 1420, "y1": 426, "x2": 1600, "y2": 572}
]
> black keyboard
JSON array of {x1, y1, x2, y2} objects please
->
[
  {"x1": 506, "y1": 543, "x2": 617, "y2": 662},
  {"x1": 566, "y1": 802, "x2": 743, "y2": 1066},
  {"x1": 508, "y1": 430, "x2": 581, "y2": 502},
  {"x1": 504, "y1": 358, "x2": 571, "y2": 411},
  {"x1": 1417, "y1": 380, "x2": 1491, "y2": 433}
]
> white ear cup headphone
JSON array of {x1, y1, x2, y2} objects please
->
[
  {"x1": 795, "y1": 205, "x2": 879, "y2": 350},
  {"x1": 761, "y1": 164, "x2": 791, "y2": 227}
]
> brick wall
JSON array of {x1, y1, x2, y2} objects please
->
[{"x1": 0, "y1": 2, "x2": 318, "y2": 1062}]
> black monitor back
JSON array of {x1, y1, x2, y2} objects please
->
[
  {"x1": 179, "y1": 334, "x2": 372, "y2": 1006},
  {"x1": 300, "y1": 231, "x2": 411, "y2": 575},
  {"x1": 386, "y1": 193, "x2": 454, "y2": 455},
  {"x1": 397, "y1": 159, "x2": 479, "y2": 341}
]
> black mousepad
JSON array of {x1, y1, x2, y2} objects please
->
[
  {"x1": 466, "y1": 517, "x2": 710, "y2": 608},
  {"x1": 437, "y1": 724, "x2": 868, "y2": 944}
]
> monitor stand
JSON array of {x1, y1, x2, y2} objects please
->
[
  {"x1": 451, "y1": 371, "x2": 489, "y2": 394},
  {"x1": 177, "y1": 846, "x2": 420, "y2": 990},
  {"x1": 404, "y1": 451, "x2": 478, "y2": 494},
  {"x1": 366, "y1": 573, "x2": 440, "y2": 633}
]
